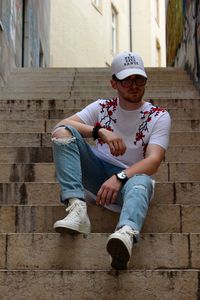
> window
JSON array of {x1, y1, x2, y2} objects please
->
[{"x1": 111, "y1": 7, "x2": 117, "y2": 54}]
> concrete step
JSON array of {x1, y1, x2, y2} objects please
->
[
  {"x1": 168, "y1": 108, "x2": 200, "y2": 120},
  {"x1": 0, "y1": 92, "x2": 72, "y2": 100},
  {"x1": 9, "y1": 67, "x2": 190, "y2": 77},
  {"x1": 8, "y1": 67, "x2": 193, "y2": 82},
  {"x1": 0, "y1": 147, "x2": 53, "y2": 163},
  {"x1": 0, "y1": 146, "x2": 199, "y2": 163},
  {"x1": 0, "y1": 163, "x2": 56, "y2": 182},
  {"x1": 147, "y1": 98, "x2": 200, "y2": 108},
  {"x1": 0, "y1": 233, "x2": 198, "y2": 270},
  {"x1": 4, "y1": 80, "x2": 195, "y2": 89},
  {"x1": 1, "y1": 91, "x2": 199, "y2": 100},
  {"x1": 0, "y1": 98, "x2": 199, "y2": 110},
  {"x1": 11, "y1": 66, "x2": 186, "y2": 71},
  {"x1": 0, "y1": 269, "x2": 197, "y2": 300},
  {"x1": 0, "y1": 132, "x2": 199, "y2": 147},
  {"x1": 0, "y1": 181, "x2": 199, "y2": 205},
  {"x1": 0, "y1": 203, "x2": 199, "y2": 234},
  {"x1": 0, "y1": 162, "x2": 199, "y2": 182},
  {"x1": 69, "y1": 91, "x2": 200, "y2": 100},
  {"x1": 10, "y1": 66, "x2": 187, "y2": 72},
  {"x1": 0, "y1": 107, "x2": 199, "y2": 120},
  {"x1": 171, "y1": 120, "x2": 200, "y2": 131},
  {"x1": 4, "y1": 81, "x2": 73, "y2": 88},
  {"x1": 0, "y1": 133, "x2": 43, "y2": 147},
  {"x1": 72, "y1": 85, "x2": 197, "y2": 91},
  {"x1": 0, "y1": 109, "x2": 49, "y2": 120},
  {"x1": 4, "y1": 74, "x2": 191, "y2": 85},
  {"x1": 3, "y1": 85, "x2": 197, "y2": 93},
  {"x1": 169, "y1": 132, "x2": 200, "y2": 145},
  {"x1": 47, "y1": 107, "x2": 200, "y2": 120},
  {"x1": 76, "y1": 79, "x2": 194, "y2": 84},
  {"x1": 46, "y1": 119, "x2": 200, "y2": 133},
  {"x1": 0, "y1": 120, "x2": 46, "y2": 133},
  {"x1": 165, "y1": 146, "x2": 200, "y2": 162},
  {"x1": 0, "y1": 119, "x2": 200, "y2": 133}
]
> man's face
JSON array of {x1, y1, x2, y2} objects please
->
[{"x1": 111, "y1": 75, "x2": 147, "y2": 104}]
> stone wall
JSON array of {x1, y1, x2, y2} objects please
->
[
  {"x1": 0, "y1": 0, "x2": 50, "y2": 88},
  {"x1": 166, "y1": 0, "x2": 200, "y2": 90}
]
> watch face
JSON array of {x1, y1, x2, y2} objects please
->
[{"x1": 117, "y1": 171, "x2": 127, "y2": 180}]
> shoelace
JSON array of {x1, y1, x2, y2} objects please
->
[
  {"x1": 118, "y1": 227, "x2": 139, "y2": 239},
  {"x1": 65, "y1": 201, "x2": 84, "y2": 220}
]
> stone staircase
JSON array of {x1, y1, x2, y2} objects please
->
[{"x1": 0, "y1": 67, "x2": 200, "y2": 299}]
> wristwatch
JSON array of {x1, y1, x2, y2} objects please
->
[{"x1": 115, "y1": 171, "x2": 128, "y2": 185}]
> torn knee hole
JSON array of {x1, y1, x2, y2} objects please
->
[
  {"x1": 133, "y1": 185, "x2": 147, "y2": 191},
  {"x1": 51, "y1": 136, "x2": 76, "y2": 145}
]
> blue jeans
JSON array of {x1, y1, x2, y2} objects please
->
[{"x1": 52, "y1": 125, "x2": 153, "y2": 240}]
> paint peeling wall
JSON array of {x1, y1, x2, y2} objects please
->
[
  {"x1": 166, "y1": 0, "x2": 200, "y2": 90},
  {"x1": 0, "y1": 0, "x2": 50, "y2": 88},
  {"x1": 27, "y1": 0, "x2": 51, "y2": 67}
]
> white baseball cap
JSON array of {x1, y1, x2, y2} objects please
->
[{"x1": 111, "y1": 51, "x2": 147, "y2": 80}]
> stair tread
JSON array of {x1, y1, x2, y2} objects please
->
[
  {"x1": 0, "y1": 203, "x2": 199, "y2": 234},
  {"x1": 0, "y1": 269, "x2": 197, "y2": 300},
  {"x1": 0, "y1": 66, "x2": 199, "y2": 296},
  {"x1": 0, "y1": 232, "x2": 198, "y2": 270}
]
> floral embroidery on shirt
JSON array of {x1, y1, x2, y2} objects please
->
[
  {"x1": 99, "y1": 98, "x2": 117, "y2": 126},
  {"x1": 96, "y1": 98, "x2": 118, "y2": 145},
  {"x1": 134, "y1": 105, "x2": 166, "y2": 157}
]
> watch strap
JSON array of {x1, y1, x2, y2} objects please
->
[{"x1": 115, "y1": 171, "x2": 128, "y2": 184}]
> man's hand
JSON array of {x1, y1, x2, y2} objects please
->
[
  {"x1": 98, "y1": 128, "x2": 126, "y2": 156},
  {"x1": 96, "y1": 175, "x2": 122, "y2": 206}
]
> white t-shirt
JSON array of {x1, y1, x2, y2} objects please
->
[{"x1": 76, "y1": 97, "x2": 171, "y2": 168}]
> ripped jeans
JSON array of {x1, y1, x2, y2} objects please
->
[{"x1": 52, "y1": 125, "x2": 153, "y2": 240}]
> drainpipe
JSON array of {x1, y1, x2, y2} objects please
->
[{"x1": 129, "y1": 0, "x2": 132, "y2": 51}]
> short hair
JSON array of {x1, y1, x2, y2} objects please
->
[{"x1": 112, "y1": 74, "x2": 118, "y2": 81}]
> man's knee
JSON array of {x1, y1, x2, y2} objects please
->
[
  {"x1": 133, "y1": 174, "x2": 151, "y2": 184},
  {"x1": 125, "y1": 174, "x2": 153, "y2": 191}
]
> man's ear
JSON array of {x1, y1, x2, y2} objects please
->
[{"x1": 110, "y1": 79, "x2": 118, "y2": 90}]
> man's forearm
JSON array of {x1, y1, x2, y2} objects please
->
[
  {"x1": 124, "y1": 156, "x2": 161, "y2": 178},
  {"x1": 55, "y1": 118, "x2": 93, "y2": 138},
  {"x1": 124, "y1": 143, "x2": 166, "y2": 178}
]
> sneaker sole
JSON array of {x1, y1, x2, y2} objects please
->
[
  {"x1": 106, "y1": 237, "x2": 130, "y2": 270},
  {"x1": 54, "y1": 225, "x2": 79, "y2": 234},
  {"x1": 54, "y1": 224, "x2": 91, "y2": 235}
]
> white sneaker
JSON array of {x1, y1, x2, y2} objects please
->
[
  {"x1": 106, "y1": 225, "x2": 138, "y2": 270},
  {"x1": 53, "y1": 198, "x2": 91, "y2": 234}
]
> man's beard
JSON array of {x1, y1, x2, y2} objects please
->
[{"x1": 123, "y1": 89, "x2": 145, "y2": 103}]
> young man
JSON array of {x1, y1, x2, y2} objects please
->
[{"x1": 51, "y1": 51, "x2": 171, "y2": 270}]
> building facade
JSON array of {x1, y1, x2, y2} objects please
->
[
  {"x1": 50, "y1": 0, "x2": 166, "y2": 68},
  {"x1": 0, "y1": 0, "x2": 51, "y2": 87},
  {"x1": 131, "y1": 0, "x2": 166, "y2": 67}
]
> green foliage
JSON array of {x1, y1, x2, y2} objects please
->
[{"x1": 166, "y1": 0, "x2": 184, "y2": 66}]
